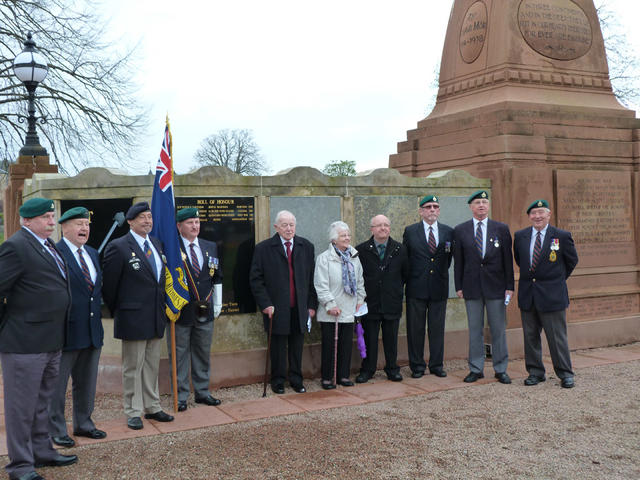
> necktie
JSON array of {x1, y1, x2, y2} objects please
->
[
  {"x1": 285, "y1": 241, "x2": 295, "y2": 308},
  {"x1": 531, "y1": 231, "x2": 542, "y2": 271},
  {"x1": 143, "y1": 240, "x2": 158, "y2": 280},
  {"x1": 77, "y1": 248, "x2": 94, "y2": 292},
  {"x1": 189, "y1": 243, "x2": 201, "y2": 276},
  {"x1": 45, "y1": 239, "x2": 66, "y2": 278},
  {"x1": 378, "y1": 244, "x2": 386, "y2": 260},
  {"x1": 475, "y1": 222, "x2": 483, "y2": 257},
  {"x1": 428, "y1": 226, "x2": 437, "y2": 254}
]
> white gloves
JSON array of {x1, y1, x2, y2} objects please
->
[{"x1": 213, "y1": 284, "x2": 222, "y2": 318}]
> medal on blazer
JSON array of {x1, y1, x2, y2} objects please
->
[
  {"x1": 129, "y1": 252, "x2": 141, "y2": 270},
  {"x1": 208, "y1": 254, "x2": 218, "y2": 276},
  {"x1": 549, "y1": 251, "x2": 557, "y2": 262},
  {"x1": 161, "y1": 254, "x2": 167, "y2": 264},
  {"x1": 550, "y1": 238, "x2": 559, "y2": 251},
  {"x1": 490, "y1": 238, "x2": 499, "y2": 248}
]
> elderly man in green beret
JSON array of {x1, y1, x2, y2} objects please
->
[
  {"x1": 171, "y1": 207, "x2": 223, "y2": 411},
  {"x1": 48, "y1": 207, "x2": 107, "y2": 448},
  {"x1": 513, "y1": 200, "x2": 579, "y2": 388},
  {"x1": 0, "y1": 198, "x2": 78, "y2": 479}
]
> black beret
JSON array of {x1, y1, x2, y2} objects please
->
[
  {"x1": 468, "y1": 190, "x2": 489, "y2": 203},
  {"x1": 419, "y1": 195, "x2": 439, "y2": 206},
  {"x1": 58, "y1": 206, "x2": 90, "y2": 224},
  {"x1": 19, "y1": 197, "x2": 55, "y2": 218},
  {"x1": 126, "y1": 201, "x2": 151, "y2": 220},
  {"x1": 176, "y1": 207, "x2": 199, "y2": 222},
  {"x1": 526, "y1": 199, "x2": 550, "y2": 214}
]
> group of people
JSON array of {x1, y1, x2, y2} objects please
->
[
  {"x1": 250, "y1": 190, "x2": 578, "y2": 395},
  {"x1": 0, "y1": 190, "x2": 578, "y2": 480}
]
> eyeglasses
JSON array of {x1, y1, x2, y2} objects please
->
[
  {"x1": 371, "y1": 223, "x2": 390, "y2": 228},
  {"x1": 421, "y1": 205, "x2": 439, "y2": 210}
]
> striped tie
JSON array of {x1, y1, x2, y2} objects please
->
[
  {"x1": 378, "y1": 244, "x2": 385, "y2": 260},
  {"x1": 143, "y1": 240, "x2": 158, "y2": 279},
  {"x1": 428, "y1": 226, "x2": 437, "y2": 254},
  {"x1": 45, "y1": 239, "x2": 66, "y2": 278},
  {"x1": 475, "y1": 222, "x2": 483, "y2": 257},
  {"x1": 77, "y1": 248, "x2": 94, "y2": 292},
  {"x1": 189, "y1": 243, "x2": 201, "y2": 276},
  {"x1": 531, "y1": 231, "x2": 542, "y2": 271}
]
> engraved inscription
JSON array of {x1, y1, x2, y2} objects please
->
[
  {"x1": 518, "y1": 0, "x2": 592, "y2": 60},
  {"x1": 459, "y1": 1, "x2": 487, "y2": 64},
  {"x1": 568, "y1": 294, "x2": 639, "y2": 322},
  {"x1": 556, "y1": 171, "x2": 632, "y2": 244}
]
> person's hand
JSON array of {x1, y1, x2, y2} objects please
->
[
  {"x1": 262, "y1": 306, "x2": 274, "y2": 319},
  {"x1": 328, "y1": 307, "x2": 341, "y2": 316},
  {"x1": 456, "y1": 290, "x2": 463, "y2": 299},
  {"x1": 356, "y1": 304, "x2": 362, "y2": 312},
  {"x1": 505, "y1": 290, "x2": 514, "y2": 298},
  {"x1": 308, "y1": 308, "x2": 316, "y2": 317}
]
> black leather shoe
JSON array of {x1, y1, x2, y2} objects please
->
[
  {"x1": 127, "y1": 417, "x2": 143, "y2": 430},
  {"x1": 355, "y1": 372, "x2": 372, "y2": 383},
  {"x1": 73, "y1": 428, "x2": 106, "y2": 439},
  {"x1": 387, "y1": 372, "x2": 403, "y2": 382},
  {"x1": 430, "y1": 369, "x2": 447, "y2": 378},
  {"x1": 463, "y1": 372, "x2": 484, "y2": 383},
  {"x1": 291, "y1": 384, "x2": 306, "y2": 393},
  {"x1": 495, "y1": 372, "x2": 512, "y2": 384},
  {"x1": 16, "y1": 472, "x2": 45, "y2": 480},
  {"x1": 271, "y1": 384, "x2": 285, "y2": 394},
  {"x1": 524, "y1": 374, "x2": 546, "y2": 386},
  {"x1": 34, "y1": 454, "x2": 78, "y2": 468},
  {"x1": 195, "y1": 395, "x2": 222, "y2": 406},
  {"x1": 144, "y1": 411, "x2": 174, "y2": 422},
  {"x1": 338, "y1": 379, "x2": 354, "y2": 387},
  {"x1": 52, "y1": 435, "x2": 75, "y2": 447},
  {"x1": 561, "y1": 377, "x2": 575, "y2": 389},
  {"x1": 178, "y1": 401, "x2": 188, "y2": 412},
  {"x1": 321, "y1": 382, "x2": 336, "y2": 390},
  {"x1": 411, "y1": 371, "x2": 424, "y2": 379}
]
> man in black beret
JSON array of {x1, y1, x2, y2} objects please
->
[
  {"x1": 514, "y1": 200, "x2": 579, "y2": 388},
  {"x1": 103, "y1": 201, "x2": 174, "y2": 430},
  {"x1": 453, "y1": 190, "x2": 514, "y2": 384},
  {"x1": 49, "y1": 207, "x2": 107, "y2": 448},
  {"x1": 0, "y1": 197, "x2": 78, "y2": 479},
  {"x1": 172, "y1": 207, "x2": 223, "y2": 411},
  {"x1": 402, "y1": 195, "x2": 454, "y2": 379}
]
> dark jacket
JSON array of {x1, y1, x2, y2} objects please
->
[
  {"x1": 102, "y1": 232, "x2": 167, "y2": 340},
  {"x1": 514, "y1": 225, "x2": 578, "y2": 312},
  {"x1": 403, "y1": 221, "x2": 453, "y2": 301},
  {"x1": 356, "y1": 236, "x2": 409, "y2": 318},
  {"x1": 0, "y1": 228, "x2": 71, "y2": 353},
  {"x1": 250, "y1": 234, "x2": 318, "y2": 335},
  {"x1": 453, "y1": 219, "x2": 514, "y2": 300},
  {"x1": 57, "y1": 239, "x2": 104, "y2": 350},
  {"x1": 178, "y1": 237, "x2": 223, "y2": 325}
]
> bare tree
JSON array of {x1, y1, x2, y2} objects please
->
[
  {"x1": 194, "y1": 129, "x2": 268, "y2": 176},
  {"x1": 0, "y1": 0, "x2": 147, "y2": 173}
]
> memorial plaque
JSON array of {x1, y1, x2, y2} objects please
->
[
  {"x1": 518, "y1": 0, "x2": 592, "y2": 61},
  {"x1": 177, "y1": 197, "x2": 256, "y2": 315},
  {"x1": 459, "y1": 1, "x2": 488, "y2": 64},
  {"x1": 568, "y1": 294, "x2": 639, "y2": 322}
]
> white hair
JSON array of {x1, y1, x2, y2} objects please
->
[
  {"x1": 328, "y1": 221, "x2": 350, "y2": 242},
  {"x1": 274, "y1": 210, "x2": 296, "y2": 225}
]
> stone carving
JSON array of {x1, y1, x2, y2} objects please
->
[{"x1": 459, "y1": 1, "x2": 488, "y2": 63}]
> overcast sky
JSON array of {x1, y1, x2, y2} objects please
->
[{"x1": 105, "y1": 0, "x2": 639, "y2": 176}]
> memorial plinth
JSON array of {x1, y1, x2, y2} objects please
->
[{"x1": 390, "y1": 0, "x2": 640, "y2": 347}]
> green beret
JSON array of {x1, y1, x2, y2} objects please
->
[
  {"x1": 19, "y1": 197, "x2": 55, "y2": 219},
  {"x1": 58, "y1": 206, "x2": 90, "y2": 224},
  {"x1": 176, "y1": 207, "x2": 199, "y2": 222},
  {"x1": 126, "y1": 201, "x2": 151, "y2": 220},
  {"x1": 419, "y1": 195, "x2": 439, "y2": 206},
  {"x1": 526, "y1": 199, "x2": 549, "y2": 214},
  {"x1": 468, "y1": 190, "x2": 489, "y2": 203}
]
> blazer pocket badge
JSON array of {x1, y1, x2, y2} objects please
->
[
  {"x1": 129, "y1": 255, "x2": 141, "y2": 271},
  {"x1": 549, "y1": 251, "x2": 557, "y2": 262}
]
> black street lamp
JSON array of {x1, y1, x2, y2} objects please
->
[{"x1": 13, "y1": 32, "x2": 49, "y2": 157}]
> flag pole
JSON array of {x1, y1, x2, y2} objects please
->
[{"x1": 167, "y1": 115, "x2": 179, "y2": 413}]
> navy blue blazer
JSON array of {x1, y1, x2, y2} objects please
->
[
  {"x1": 57, "y1": 240, "x2": 104, "y2": 350},
  {"x1": 514, "y1": 225, "x2": 578, "y2": 312},
  {"x1": 453, "y1": 219, "x2": 514, "y2": 300}
]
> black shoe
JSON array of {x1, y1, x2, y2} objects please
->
[
  {"x1": 52, "y1": 435, "x2": 75, "y2": 447},
  {"x1": 495, "y1": 372, "x2": 512, "y2": 384},
  {"x1": 338, "y1": 379, "x2": 354, "y2": 387},
  {"x1": 127, "y1": 417, "x2": 143, "y2": 430},
  {"x1": 271, "y1": 384, "x2": 285, "y2": 394},
  {"x1": 321, "y1": 382, "x2": 336, "y2": 390},
  {"x1": 144, "y1": 411, "x2": 174, "y2": 422},
  {"x1": 291, "y1": 384, "x2": 306, "y2": 393},
  {"x1": 524, "y1": 374, "x2": 546, "y2": 386},
  {"x1": 16, "y1": 473, "x2": 45, "y2": 480},
  {"x1": 561, "y1": 377, "x2": 575, "y2": 389},
  {"x1": 73, "y1": 428, "x2": 106, "y2": 439},
  {"x1": 34, "y1": 454, "x2": 78, "y2": 468},
  {"x1": 463, "y1": 372, "x2": 484, "y2": 383},
  {"x1": 387, "y1": 372, "x2": 403, "y2": 382},
  {"x1": 195, "y1": 394, "x2": 222, "y2": 406},
  {"x1": 355, "y1": 372, "x2": 372, "y2": 383},
  {"x1": 430, "y1": 369, "x2": 447, "y2": 378},
  {"x1": 411, "y1": 371, "x2": 424, "y2": 379},
  {"x1": 178, "y1": 401, "x2": 188, "y2": 412}
]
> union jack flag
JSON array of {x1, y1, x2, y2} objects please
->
[{"x1": 151, "y1": 118, "x2": 190, "y2": 321}]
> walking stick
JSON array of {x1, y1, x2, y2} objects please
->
[
  {"x1": 262, "y1": 309, "x2": 274, "y2": 397},
  {"x1": 333, "y1": 316, "x2": 339, "y2": 386},
  {"x1": 170, "y1": 321, "x2": 178, "y2": 412}
]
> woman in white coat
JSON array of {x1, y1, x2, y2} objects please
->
[{"x1": 314, "y1": 221, "x2": 366, "y2": 389}]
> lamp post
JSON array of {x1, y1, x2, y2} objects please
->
[{"x1": 13, "y1": 32, "x2": 49, "y2": 157}]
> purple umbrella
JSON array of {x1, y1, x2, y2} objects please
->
[{"x1": 355, "y1": 321, "x2": 366, "y2": 358}]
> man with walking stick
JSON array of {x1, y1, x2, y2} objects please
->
[{"x1": 250, "y1": 211, "x2": 318, "y2": 395}]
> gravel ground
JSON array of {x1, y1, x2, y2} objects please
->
[{"x1": 3, "y1": 349, "x2": 639, "y2": 480}]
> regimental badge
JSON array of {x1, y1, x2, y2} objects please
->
[
  {"x1": 128, "y1": 255, "x2": 141, "y2": 270},
  {"x1": 481, "y1": 192, "x2": 487, "y2": 198},
  {"x1": 550, "y1": 238, "x2": 560, "y2": 251},
  {"x1": 209, "y1": 256, "x2": 218, "y2": 276},
  {"x1": 549, "y1": 251, "x2": 557, "y2": 262},
  {"x1": 445, "y1": 241, "x2": 451, "y2": 253},
  {"x1": 491, "y1": 238, "x2": 499, "y2": 248}
]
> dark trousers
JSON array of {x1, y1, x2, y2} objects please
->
[
  {"x1": 270, "y1": 307, "x2": 304, "y2": 387},
  {"x1": 359, "y1": 315, "x2": 400, "y2": 376},
  {"x1": 406, "y1": 297, "x2": 447, "y2": 373},
  {"x1": 521, "y1": 307, "x2": 573, "y2": 379},
  {"x1": 320, "y1": 321, "x2": 354, "y2": 382}
]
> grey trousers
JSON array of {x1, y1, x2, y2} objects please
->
[
  {"x1": 1, "y1": 351, "x2": 61, "y2": 479},
  {"x1": 121, "y1": 338, "x2": 162, "y2": 418},
  {"x1": 48, "y1": 346, "x2": 101, "y2": 437},
  {"x1": 521, "y1": 308, "x2": 573, "y2": 379},
  {"x1": 465, "y1": 298, "x2": 508, "y2": 374},
  {"x1": 167, "y1": 321, "x2": 214, "y2": 402}
]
